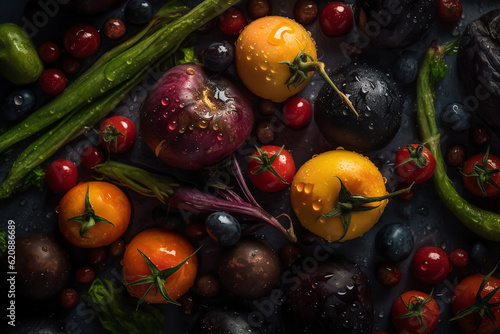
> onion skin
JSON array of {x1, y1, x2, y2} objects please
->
[{"x1": 139, "y1": 63, "x2": 254, "y2": 170}]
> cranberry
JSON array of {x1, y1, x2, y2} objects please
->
[
  {"x1": 45, "y1": 158, "x2": 78, "y2": 193},
  {"x1": 75, "y1": 266, "x2": 95, "y2": 284},
  {"x1": 108, "y1": 238, "x2": 125, "y2": 256},
  {"x1": 80, "y1": 146, "x2": 105, "y2": 170},
  {"x1": 376, "y1": 263, "x2": 402, "y2": 286},
  {"x1": 258, "y1": 99, "x2": 275, "y2": 116},
  {"x1": 446, "y1": 144, "x2": 465, "y2": 167},
  {"x1": 219, "y1": 8, "x2": 246, "y2": 36},
  {"x1": 64, "y1": 24, "x2": 101, "y2": 59},
  {"x1": 86, "y1": 246, "x2": 107, "y2": 266},
  {"x1": 195, "y1": 273, "x2": 221, "y2": 297},
  {"x1": 247, "y1": 0, "x2": 270, "y2": 19},
  {"x1": 294, "y1": 0, "x2": 319, "y2": 25},
  {"x1": 38, "y1": 41, "x2": 60, "y2": 63},
  {"x1": 103, "y1": 17, "x2": 127, "y2": 40},
  {"x1": 436, "y1": 0, "x2": 463, "y2": 22},
  {"x1": 283, "y1": 96, "x2": 312, "y2": 128},
  {"x1": 470, "y1": 124, "x2": 491, "y2": 146},
  {"x1": 410, "y1": 246, "x2": 451, "y2": 285},
  {"x1": 59, "y1": 288, "x2": 79, "y2": 309},
  {"x1": 449, "y1": 248, "x2": 469, "y2": 269},
  {"x1": 183, "y1": 219, "x2": 208, "y2": 241},
  {"x1": 61, "y1": 56, "x2": 81, "y2": 76},
  {"x1": 256, "y1": 121, "x2": 275, "y2": 144},
  {"x1": 38, "y1": 69, "x2": 66, "y2": 95},
  {"x1": 319, "y1": 2, "x2": 353, "y2": 36}
]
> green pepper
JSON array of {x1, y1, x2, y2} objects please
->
[{"x1": 0, "y1": 23, "x2": 43, "y2": 85}]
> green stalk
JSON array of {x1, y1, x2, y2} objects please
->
[
  {"x1": 416, "y1": 41, "x2": 500, "y2": 242},
  {"x1": 0, "y1": 0, "x2": 238, "y2": 154},
  {"x1": 0, "y1": 68, "x2": 144, "y2": 200}
]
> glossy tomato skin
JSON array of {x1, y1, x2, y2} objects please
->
[
  {"x1": 391, "y1": 290, "x2": 440, "y2": 334},
  {"x1": 395, "y1": 144, "x2": 436, "y2": 184},
  {"x1": 58, "y1": 181, "x2": 131, "y2": 248},
  {"x1": 290, "y1": 149, "x2": 388, "y2": 242},
  {"x1": 235, "y1": 16, "x2": 317, "y2": 102},
  {"x1": 452, "y1": 273, "x2": 500, "y2": 334},
  {"x1": 45, "y1": 158, "x2": 78, "y2": 193},
  {"x1": 437, "y1": 0, "x2": 463, "y2": 22},
  {"x1": 283, "y1": 96, "x2": 312, "y2": 128},
  {"x1": 410, "y1": 246, "x2": 450, "y2": 285},
  {"x1": 319, "y1": 2, "x2": 353, "y2": 36},
  {"x1": 122, "y1": 228, "x2": 198, "y2": 303},
  {"x1": 98, "y1": 115, "x2": 137, "y2": 154},
  {"x1": 462, "y1": 152, "x2": 500, "y2": 197},
  {"x1": 248, "y1": 145, "x2": 295, "y2": 192}
]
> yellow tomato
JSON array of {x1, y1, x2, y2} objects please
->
[
  {"x1": 235, "y1": 16, "x2": 317, "y2": 102},
  {"x1": 290, "y1": 149, "x2": 388, "y2": 242}
]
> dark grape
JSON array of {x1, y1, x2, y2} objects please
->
[
  {"x1": 205, "y1": 211, "x2": 241, "y2": 246},
  {"x1": 202, "y1": 41, "x2": 234, "y2": 72}
]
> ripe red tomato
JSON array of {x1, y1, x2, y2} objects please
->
[
  {"x1": 122, "y1": 228, "x2": 198, "y2": 304},
  {"x1": 436, "y1": 0, "x2": 463, "y2": 22},
  {"x1": 319, "y1": 2, "x2": 353, "y2": 36},
  {"x1": 219, "y1": 8, "x2": 246, "y2": 36},
  {"x1": 63, "y1": 24, "x2": 101, "y2": 58},
  {"x1": 98, "y1": 116, "x2": 137, "y2": 154},
  {"x1": 45, "y1": 158, "x2": 78, "y2": 193},
  {"x1": 80, "y1": 146, "x2": 105, "y2": 170},
  {"x1": 452, "y1": 271, "x2": 500, "y2": 334},
  {"x1": 462, "y1": 149, "x2": 500, "y2": 197},
  {"x1": 395, "y1": 144, "x2": 436, "y2": 184},
  {"x1": 58, "y1": 181, "x2": 131, "y2": 248},
  {"x1": 38, "y1": 69, "x2": 66, "y2": 95},
  {"x1": 391, "y1": 290, "x2": 440, "y2": 334},
  {"x1": 410, "y1": 246, "x2": 451, "y2": 285},
  {"x1": 283, "y1": 96, "x2": 312, "y2": 129},
  {"x1": 247, "y1": 145, "x2": 295, "y2": 192}
]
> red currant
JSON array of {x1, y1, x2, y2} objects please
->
[
  {"x1": 61, "y1": 56, "x2": 81, "y2": 75},
  {"x1": 103, "y1": 17, "x2": 127, "y2": 40},
  {"x1": 410, "y1": 246, "x2": 451, "y2": 285},
  {"x1": 64, "y1": 24, "x2": 101, "y2": 58},
  {"x1": 45, "y1": 158, "x2": 78, "y2": 193},
  {"x1": 283, "y1": 96, "x2": 312, "y2": 128},
  {"x1": 449, "y1": 248, "x2": 469, "y2": 269},
  {"x1": 436, "y1": 0, "x2": 462, "y2": 22},
  {"x1": 38, "y1": 41, "x2": 60, "y2": 63},
  {"x1": 59, "y1": 288, "x2": 79, "y2": 309},
  {"x1": 38, "y1": 69, "x2": 66, "y2": 95},
  {"x1": 376, "y1": 263, "x2": 402, "y2": 287},
  {"x1": 75, "y1": 266, "x2": 95, "y2": 284},
  {"x1": 319, "y1": 2, "x2": 353, "y2": 36},
  {"x1": 219, "y1": 8, "x2": 246, "y2": 36},
  {"x1": 80, "y1": 146, "x2": 105, "y2": 170}
]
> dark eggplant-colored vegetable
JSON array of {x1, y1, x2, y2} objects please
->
[
  {"x1": 15, "y1": 233, "x2": 70, "y2": 300},
  {"x1": 217, "y1": 237, "x2": 281, "y2": 299},
  {"x1": 139, "y1": 63, "x2": 254, "y2": 170},
  {"x1": 282, "y1": 259, "x2": 373, "y2": 334},
  {"x1": 314, "y1": 63, "x2": 402, "y2": 152},
  {"x1": 353, "y1": 0, "x2": 435, "y2": 49},
  {"x1": 188, "y1": 308, "x2": 259, "y2": 334},
  {"x1": 458, "y1": 9, "x2": 500, "y2": 131}
]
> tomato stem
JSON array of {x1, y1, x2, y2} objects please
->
[
  {"x1": 396, "y1": 144, "x2": 429, "y2": 169},
  {"x1": 460, "y1": 146, "x2": 500, "y2": 196},
  {"x1": 396, "y1": 289, "x2": 435, "y2": 334},
  {"x1": 318, "y1": 176, "x2": 412, "y2": 241},
  {"x1": 66, "y1": 184, "x2": 114, "y2": 237},
  {"x1": 279, "y1": 49, "x2": 359, "y2": 118},
  {"x1": 248, "y1": 145, "x2": 289, "y2": 185},
  {"x1": 95, "y1": 124, "x2": 125, "y2": 152}
]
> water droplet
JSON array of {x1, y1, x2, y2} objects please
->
[
  {"x1": 268, "y1": 22, "x2": 294, "y2": 45},
  {"x1": 217, "y1": 133, "x2": 224, "y2": 141},
  {"x1": 312, "y1": 200, "x2": 322, "y2": 211},
  {"x1": 186, "y1": 67, "x2": 195, "y2": 75},
  {"x1": 14, "y1": 95, "x2": 24, "y2": 106},
  {"x1": 295, "y1": 182, "x2": 305, "y2": 192},
  {"x1": 304, "y1": 183, "x2": 313, "y2": 194},
  {"x1": 161, "y1": 97, "x2": 170, "y2": 106},
  {"x1": 126, "y1": 58, "x2": 133, "y2": 65}
]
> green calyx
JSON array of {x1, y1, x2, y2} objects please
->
[
  {"x1": 318, "y1": 176, "x2": 412, "y2": 241},
  {"x1": 96, "y1": 124, "x2": 125, "y2": 152},
  {"x1": 125, "y1": 248, "x2": 199, "y2": 308},
  {"x1": 279, "y1": 49, "x2": 359, "y2": 118},
  {"x1": 396, "y1": 144, "x2": 429, "y2": 169},
  {"x1": 450, "y1": 263, "x2": 500, "y2": 328},
  {"x1": 248, "y1": 145, "x2": 289, "y2": 185},
  {"x1": 461, "y1": 146, "x2": 500, "y2": 196},
  {"x1": 396, "y1": 290, "x2": 435, "y2": 334},
  {"x1": 67, "y1": 184, "x2": 114, "y2": 237}
]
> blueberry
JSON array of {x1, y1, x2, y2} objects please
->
[
  {"x1": 205, "y1": 212, "x2": 241, "y2": 246},
  {"x1": 392, "y1": 52, "x2": 418, "y2": 84},
  {"x1": 440, "y1": 102, "x2": 472, "y2": 131},
  {"x1": 469, "y1": 242, "x2": 487, "y2": 267},
  {"x1": 125, "y1": 0, "x2": 153, "y2": 25},
  {"x1": 375, "y1": 223, "x2": 414, "y2": 262},
  {"x1": 202, "y1": 41, "x2": 234, "y2": 72},
  {"x1": 1, "y1": 89, "x2": 36, "y2": 122}
]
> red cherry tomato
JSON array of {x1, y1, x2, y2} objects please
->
[
  {"x1": 45, "y1": 158, "x2": 78, "y2": 193},
  {"x1": 248, "y1": 145, "x2": 295, "y2": 192},
  {"x1": 462, "y1": 149, "x2": 500, "y2": 197},
  {"x1": 98, "y1": 116, "x2": 137, "y2": 154},
  {"x1": 436, "y1": 0, "x2": 463, "y2": 22},
  {"x1": 80, "y1": 146, "x2": 105, "y2": 170},
  {"x1": 391, "y1": 290, "x2": 440, "y2": 334},
  {"x1": 449, "y1": 248, "x2": 469, "y2": 269},
  {"x1": 395, "y1": 144, "x2": 436, "y2": 184},
  {"x1": 410, "y1": 246, "x2": 450, "y2": 285},
  {"x1": 319, "y1": 2, "x2": 353, "y2": 36},
  {"x1": 283, "y1": 96, "x2": 312, "y2": 129},
  {"x1": 63, "y1": 24, "x2": 101, "y2": 59},
  {"x1": 219, "y1": 8, "x2": 247, "y2": 36},
  {"x1": 38, "y1": 69, "x2": 66, "y2": 95},
  {"x1": 38, "y1": 41, "x2": 60, "y2": 63}
]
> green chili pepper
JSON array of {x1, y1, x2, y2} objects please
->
[
  {"x1": 0, "y1": 23, "x2": 43, "y2": 85},
  {"x1": 416, "y1": 40, "x2": 500, "y2": 242}
]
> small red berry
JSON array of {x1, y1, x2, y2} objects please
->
[
  {"x1": 219, "y1": 8, "x2": 246, "y2": 36},
  {"x1": 38, "y1": 41, "x2": 60, "y2": 63},
  {"x1": 64, "y1": 24, "x2": 101, "y2": 58},
  {"x1": 38, "y1": 69, "x2": 66, "y2": 95},
  {"x1": 319, "y1": 2, "x2": 353, "y2": 36},
  {"x1": 103, "y1": 17, "x2": 127, "y2": 40}
]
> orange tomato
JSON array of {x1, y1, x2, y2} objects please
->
[
  {"x1": 122, "y1": 228, "x2": 198, "y2": 304},
  {"x1": 58, "y1": 181, "x2": 131, "y2": 248}
]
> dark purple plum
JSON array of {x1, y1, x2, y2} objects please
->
[
  {"x1": 353, "y1": 0, "x2": 435, "y2": 49},
  {"x1": 282, "y1": 259, "x2": 373, "y2": 334},
  {"x1": 139, "y1": 63, "x2": 254, "y2": 170}
]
